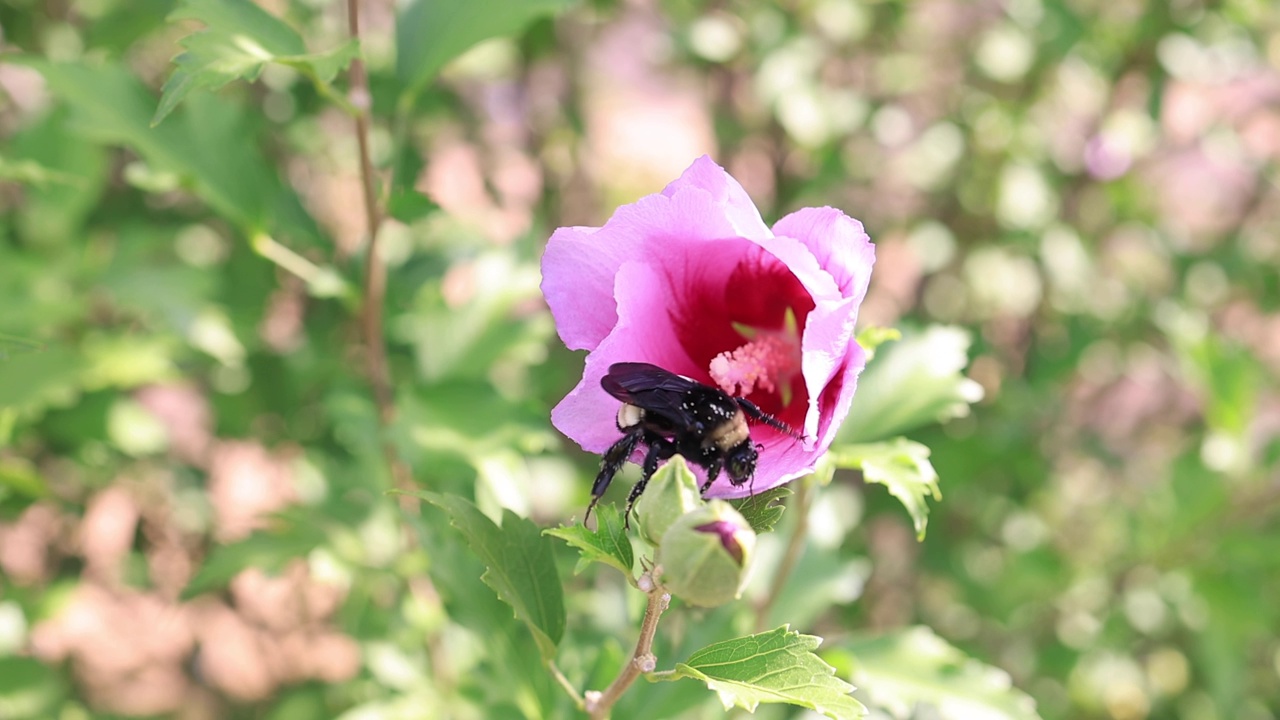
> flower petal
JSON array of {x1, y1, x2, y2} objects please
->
[
  {"x1": 773, "y1": 207, "x2": 875, "y2": 302},
  {"x1": 550, "y1": 260, "x2": 693, "y2": 454},
  {"x1": 540, "y1": 158, "x2": 772, "y2": 352},
  {"x1": 540, "y1": 224, "x2": 643, "y2": 351},
  {"x1": 663, "y1": 155, "x2": 772, "y2": 240},
  {"x1": 800, "y1": 294, "x2": 862, "y2": 444}
]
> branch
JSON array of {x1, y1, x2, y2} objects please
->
[
  {"x1": 345, "y1": 0, "x2": 412, "y2": 492},
  {"x1": 586, "y1": 568, "x2": 670, "y2": 719}
]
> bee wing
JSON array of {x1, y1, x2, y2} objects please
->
[{"x1": 600, "y1": 362, "x2": 703, "y2": 428}]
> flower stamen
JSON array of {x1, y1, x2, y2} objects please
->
[{"x1": 708, "y1": 312, "x2": 802, "y2": 402}]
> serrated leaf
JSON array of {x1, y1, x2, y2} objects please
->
[
  {"x1": 665, "y1": 626, "x2": 866, "y2": 720},
  {"x1": 155, "y1": 0, "x2": 360, "y2": 124},
  {"x1": 407, "y1": 490, "x2": 565, "y2": 659},
  {"x1": 396, "y1": 0, "x2": 573, "y2": 101},
  {"x1": 544, "y1": 503, "x2": 635, "y2": 581},
  {"x1": 830, "y1": 438, "x2": 940, "y2": 540},
  {"x1": 840, "y1": 325, "x2": 983, "y2": 443},
  {"x1": 730, "y1": 486, "x2": 792, "y2": 533},
  {"x1": 837, "y1": 626, "x2": 1042, "y2": 720}
]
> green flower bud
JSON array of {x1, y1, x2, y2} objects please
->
[
  {"x1": 658, "y1": 501, "x2": 756, "y2": 607},
  {"x1": 633, "y1": 455, "x2": 706, "y2": 546}
]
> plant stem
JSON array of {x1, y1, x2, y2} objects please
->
[
  {"x1": 345, "y1": 0, "x2": 412, "y2": 491},
  {"x1": 587, "y1": 571, "x2": 670, "y2": 719},
  {"x1": 755, "y1": 480, "x2": 811, "y2": 631},
  {"x1": 345, "y1": 0, "x2": 388, "y2": 412},
  {"x1": 548, "y1": 660, "x2": 585, "y2": 710}
]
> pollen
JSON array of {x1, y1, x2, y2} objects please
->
[{"x1": 709, "y1": 331, "x2": 801, "y2": 400}]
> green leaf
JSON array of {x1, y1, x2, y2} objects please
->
[
  {"x1": 0, "y1": 461, "x2": 50, "y2": 499},
  {"x1": 665, "y1": 626, "x2": 866, "y2": 719},
  {"x1": 840, "y1": 325, "x2": 983, "y2": 443},
  {"x1": 387, "y1": 187, "x2": 439, "y2": 223},
  {"x1": 0, "y1": 656, "x2": 65, "y2": 718},
  {"x1": 6, "y1": 111, "x2": 109, "y2": 245},
  {"x1": 854, "y1": 326, "x2": 902, "y2": 363},
  {"x1": 730, "y1": 486, "x2": 792, "y2": 533},
  {"x1": 836, "y1": 626, "x2": 1042, "y2": 720},
  {"x1": 544, "y1": 504, "x2": 635, "y2": 581},
  {"x1": 396, "y1": 0, "x2": 573, "y2": 101},
  {"x1": 20, "y1": 59, "x2": 322, "y2": 244},
  {"x1": 21, "y1": 59, "x2": 267, "y2": 231},
  {"x1": 0, "y1": 333, "x2": 45, "y2": 361},
  {"x1": 0, "y1": 156, "x2": 86, "y2": 188},
  {"x1": 155, "y1": 0, "x2": 359, "y2": 124},
  {"x1": 0, "y1": 344, "x2": 82, "y2": 411},
  {"x1": 406, "y1": 490, "x2": 565, "y2": 659},
  {"x1": 830, "y1": 438, "x2": 940, "y2": 540}
]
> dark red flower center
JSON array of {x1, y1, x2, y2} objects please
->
[{"x1": 673, "y1": 243, "x2": 814, "y2": 429}]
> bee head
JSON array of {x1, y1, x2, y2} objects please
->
[{"x1": 725, "y1": 442, "x2": 758, "y2": 484}]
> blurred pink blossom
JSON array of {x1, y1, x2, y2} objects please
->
[
  {"x1": 207, "y1": 441, "x2": 298, "y2": 542},
  {"x1": 0, "y1": 503, "x2": 63, "y2": 585},
  {"x1": 135, "y1": 383, "x2": 213, "y2": 465},
  {"x1": 80, "y1": 486, "x2": 140, "y2": 582}
]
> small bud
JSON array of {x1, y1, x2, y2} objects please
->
[
  {"x1": 633, "y1": 455, "x2": 705, "y2": 546},
  {"x1": 657, "y1": 501, "x2": 756, "y2": 607}
]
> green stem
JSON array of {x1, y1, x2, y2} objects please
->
[{"x1": 548, "y1": 660, "x2": 585, "y2": 710}]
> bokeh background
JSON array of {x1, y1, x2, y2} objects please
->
[{"x1": 2, "y1": 0, "x2": 1279, "y2": 718}]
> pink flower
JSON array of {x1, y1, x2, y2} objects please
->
[{"x1": 541, "y1": 156, "x2": 875, "y2": 498}]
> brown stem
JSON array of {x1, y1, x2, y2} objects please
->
[
  {"x1": 346, "y1": 1, "x2": 388, "y2": 412},
  {"x1": 346, "y1": 0, "x2": 412, "y2": 491},
  {"x1": 754, "y1": 480, "x2": 811, "y2": 631},
  {"x1": 587, "y1": 571, "x2": 670, "y2": 719}
]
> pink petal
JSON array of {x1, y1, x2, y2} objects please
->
[
  {"x1": 550, "y1": 260, "x2": 693, "y2": 453},
  {"x1": 540, "y1": 224, "x2": 642, "y2": 351},
  {"x1": 795, "y1": 296, "x2": 859, "y2": 443},
  {"x1": 540, "y1": 158, "x2": 773, "y2": 352},
  {"x1": 772, "y1": 207, "x2": 875, "y2": 302},
  {"x1": 663, "y1": 155, "x2": 772, "y2": 240}
]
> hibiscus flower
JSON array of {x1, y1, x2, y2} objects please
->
[{"x1": 542, "y1": 156, "x2": 875, "y2": 498}]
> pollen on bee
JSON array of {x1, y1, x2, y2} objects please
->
[{"x1": 617, "y1": 403, "x2": 644, "y2": 429}]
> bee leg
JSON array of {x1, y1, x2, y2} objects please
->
[
  {"x1": 698, "y1": 457, "x2": 724, "y2": 496},
  {"x1": 735, "y1": 397, "x2": 802, "y2": 439},
  {"x1": 586, "y1": 428, "x2": 643, "y2": 525},
  {"x1": 622, "y1": 436, "x2": 675, "y2": 528}
]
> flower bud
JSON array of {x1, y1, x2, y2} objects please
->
[
  {"x1": 632, "y1": 455, "x2": 705, "y2": 546},
  {"x1": 657, "y1": 501, "x2": 756, "y2": 607}
]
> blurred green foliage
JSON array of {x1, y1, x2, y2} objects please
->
[{"x1": 2, "y1": 0, "x2": 1279, "y2": 718}]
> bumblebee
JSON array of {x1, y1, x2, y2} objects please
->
[{"x1": 585, "y1": 362, "x2": 802, "y2": 524}]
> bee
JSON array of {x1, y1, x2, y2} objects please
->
[{"x1": 585, "y1": 362, "x2": 802, "y2": 525}]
